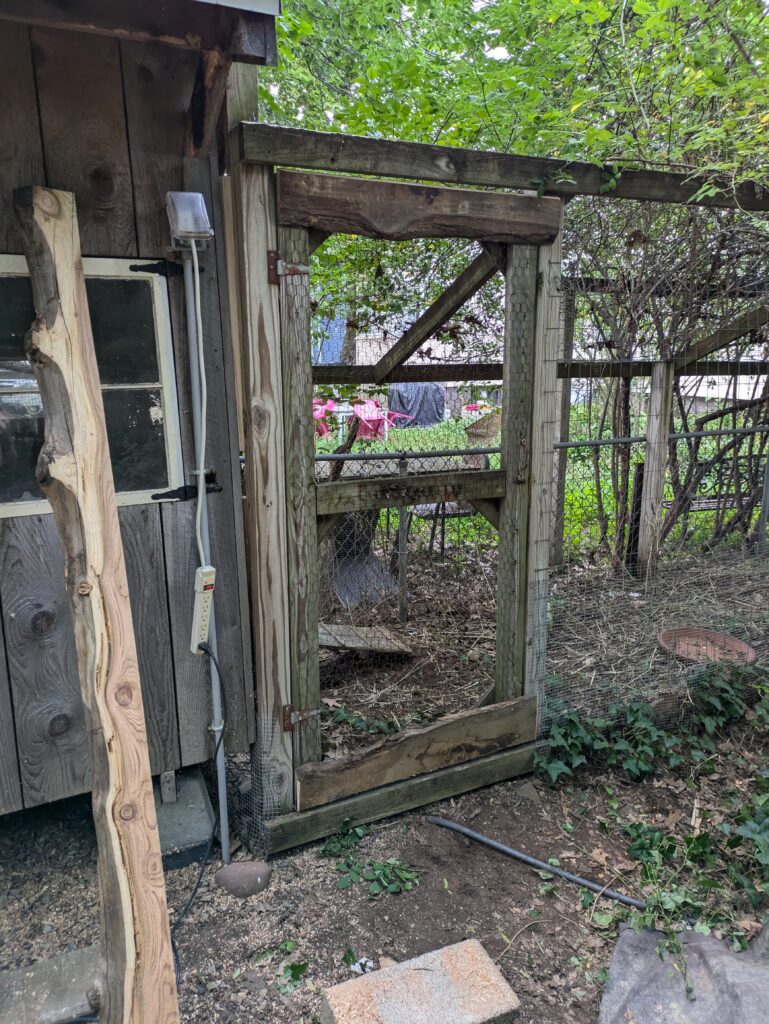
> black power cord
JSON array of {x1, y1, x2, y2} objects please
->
[{"x1": 60, "y1": 643, "x2": 228, "y2": 1020}]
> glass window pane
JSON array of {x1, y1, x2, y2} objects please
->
[
  {"x1": 0, "y1": 392, "x2": 45, "y2": 502},
  {"x1": 85, "y1": 278, "x2": 159, "y2": 385},
  {"x1": 0, "y1": 275, "x2": 160, "y2": 389},
  {"x1": 103, "y1": 389, "x2": 168, "y2": 492},
  {"x1": 0, "y1": 389, "x2": 169, "y2": 503},
  {"x1": 0, "y1": 277, "x2": 37, "y2": 389}
]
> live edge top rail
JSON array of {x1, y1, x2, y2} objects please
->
[{"x1": 233, "y1": 122, "x2": 769, "y2": 211}]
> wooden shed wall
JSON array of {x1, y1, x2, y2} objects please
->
[{"x1": 0, "y1": 23, "x2": 254, "y2": 813}]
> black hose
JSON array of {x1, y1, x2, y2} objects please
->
[{"x1": 427, "y1": 815, "x2": 646, "y2": 911}]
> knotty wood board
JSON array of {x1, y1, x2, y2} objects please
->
[
  {"x1": 0, "y1": 24, "x2": 45, "y2": 253},
  {"x1": 0, "y1": 580, "x2": 23, "y2": 814},
  {"x1": 297, "y1": 696, "x2": 537, "y2": 811},
  {"x1": 15, "y1": 185, "x2": 179, "y2": 1021},
  {"x1": 318, "y1": 623, "x2": 413, "y2": 655},
  {"x1": 33, "y1": 28, "x2": 137, "y2": 257},
  {"x1": 233, "y1": 162, "x2": 294, "y2": 812},
  {"x1": 277, "y1": 171, "x2": 561, "y2": 244},
  {"x1": 316, "y1": 469, "x2": 506, "y2": 515},
  {"x1": 270, "y1": 741, "x2": 538, "y2": 852},
  {"x1": 239, "y1": 122, "x2": 769, "y2": 211}
]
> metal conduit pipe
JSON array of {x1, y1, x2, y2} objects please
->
[{"x1": 427, "y1": 816, "x2": 646, "y2": 911}]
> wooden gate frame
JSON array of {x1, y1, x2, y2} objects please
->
[{"x1": 228, "y1": 125, "x2": 563, "y2": 851}]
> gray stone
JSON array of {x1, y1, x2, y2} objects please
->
[
  {"x1": 514, "y1": 781, "x2": 541, "y2": 805},
  {"x1": 0, "y1": 945, "x2": 102, "y2": 1024},
  {"x1": 215, "y1": 860, "x2": 273, "y2": 897},
  {"x1": 154, "y1": 767, "x2": 215, "y2": 870},
  {"x1": 599, "y1": 924, "x2": 769, "y2": 1024},
  {"x1": 321, "y1": 939, "x2": 519, "y2": 1024}
]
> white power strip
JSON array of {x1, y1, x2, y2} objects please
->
[{"x1": 190, "y1": 566, "x2": 216, "y2": 653}]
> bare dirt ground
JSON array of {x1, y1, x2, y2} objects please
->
[{"x1": 2, "y1": 715, "x2": 768, "y2": 1024}]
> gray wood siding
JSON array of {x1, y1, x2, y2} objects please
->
[{"x1": 0, "y1": 25, "x2": 252, "y2": 810}]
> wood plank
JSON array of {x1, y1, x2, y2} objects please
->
[
  {"x1": 313, "y1": 362, "x2": 505, "y2": 385},
  {"x1": 0, "y1": 515, "x2": 89, "y2": 807},
  {"x1": 552, "y1": 286, "x2": 576, "y2": 565},
  {"x1": 316, "y1": 469, "x2": 506, "y2": 516},
  {"x1": 281, "y1": 226, "x2": 322, "y2": 767},
  {"x1": 675, "y1": 306, "x2": 769, "y2": 370},
  {"x1": 525, "y1": 216, "x2": 563, "y2": 702},
  {"x1": 119, "y1": 505, "x2": 180, "y2": 775},
  {"x1": 638, "y1": 360, "x2": 675, "y2": 577},
  {"x1": 276, "y1": 171, "x2": 562, "y2": 244},
  {"x1": 233, "y1": 161, "x2": 294, "y2": 813},
  {"x1": 0, "y1": 567, "x2": 23, "y2": 814},
  {"x1": 495, "y1": 246, "x2": 538, "y2": 702},
  {"x1": 238, "y1": 123, "x2": 769, "y2": 211},
  {"x1": 372, "y1": 246, "x2": 504, "y2": 382},
  {"x1": 33, "y1": 28, "x2": 136, "y2": 257},
  {"x1": 318, "y1": 623, "x2": 413, "y2": 655},
  {"x1": 469, "y1": 497, "x2": 501, "y2": 529},
  {"x1": 0, "y1": 1, "x2": 276, "y2": 64},
  {"x1": 296, "y1": 696, "x2": 537, "y2": 811},
  {"x1": 186, "y1": 50, "x2": 233, "y2": 158},
  {"x1": 0, "y1": 24, "x2": 45, "y2": 253},
  {"x1": 560, "y1": 356, "x2": 769, "y2": 379},
  {"x1": 121, "y1": 41, "x2": 199, "y2": 258},
  {"x1": 268, "y1": 741, "x2": 538, "y2": 853},
  {"x1": 15, "y1": 184, "x2": 179, "y2": 1023}
]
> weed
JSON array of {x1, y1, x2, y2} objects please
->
[{"x1": 319, "y1": 820, "x2": 420, "y2": 899}]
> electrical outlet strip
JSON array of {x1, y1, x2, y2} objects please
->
[{"x1": 190, "y1": 566, "x2": 216, "y2": 653}]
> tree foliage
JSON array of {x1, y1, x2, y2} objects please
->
[{"x1": 262, "y1": 0, "x2": 769, "y2": 188}]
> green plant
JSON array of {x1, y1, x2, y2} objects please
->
[
  {"x1": 319, "y1": 821, "x2": 420, "y2": 898},
  {"x1": 328, "y1": 707, "x2": 401, "y2": 736}
]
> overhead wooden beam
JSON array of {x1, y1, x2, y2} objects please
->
[
  {"x1": 267, "y1": 741, "x2": 538, "y2": 853},
  {"x1": 372, "y1": 245, "x2": 505, "y2": 382},
  {"x1": 561, "y1": 358, "x2": 769, "y2": 378},
  {"x1": 296, "y1": 696, "x2": 537, "y2": 811},
  {"x1": 316, "y1": 469, "x2": 505, "y2": 515},
  {"x1": 675, "y1": 305, "x2": 769, "y2": 370},
  {"x1": 312, "y1": 362, "x2": 505, "y2": 385},
  {"x1": 276, "y1": 171, "x2": 562, "y2": 244},
  {"x1": 237, "y1": 123, "x2": 769, "y2": 211},
  {"x1": 0, "y1": 1, "x2": 277, "y2": 64},
  {"x1": 14, "y1": 186, "x2": 179, "y2": 1024}
]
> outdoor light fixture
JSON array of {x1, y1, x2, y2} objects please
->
[{"x1": 165, "y1": 191, "x2": 214, "y2": 249}]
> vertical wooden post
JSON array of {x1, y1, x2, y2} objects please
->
[
  {"x1": 525, "y1": 218, "x2": 563, "y2": 701},
  {"x1": 495, "y1": 245, "x2": 538, "y2": 701},
  {"x1": 14, "y1": 186, "x2": 179, "y2": 1024},
  {"x1": 232, "y1": 163, "x2": 294, "y2": 812},
  {"x1": 551, "y1": 282, "x2": 575, "y2": 565},
  {"x1": 279, "y1": 224, "x2": 322, "y2": 767},
  {"x1": 638, "y1": 360, "x2": 674, "y2": 577}
]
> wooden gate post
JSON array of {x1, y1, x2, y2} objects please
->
[
  {"x1": 14, "y1": 186, "x2": 179, "y2": 1024},
  {"x1": 279, "y1": 224, "x2": 322, "y2": 766},
  {"x1": 638, "y1": 360, "x2": 674, "y2": 577},
  {"x1": 232, "y1": 162, "x2": 295, "y2": 813}
]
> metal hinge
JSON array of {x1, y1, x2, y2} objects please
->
[
  {"x1": 267, "y1": 250, "x2": 311, "y2": 285},
  {"x1": 282, "y1": 705, "x2": 321, "y2": 732}
]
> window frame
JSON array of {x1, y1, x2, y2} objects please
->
[{"x1": 0, "y1": 255, "x2": 184, "y2": 518}]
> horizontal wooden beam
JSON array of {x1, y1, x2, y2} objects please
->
[
  {"x1": 296, "y1": 696, "x2": 536, "y2": 811},
  {"x1": 0, "y1": 0, "x2": 277, "y2": 64},
  {"x1": 313, "y1": 362, "x2": 505, "y2": 385},
  {"x1": 237, "y1": 123, "x2": 769, "y2": 211},
  {"x1": 315, "y1": 469, "x2": 505, "y2": 515},
  {"x1": 267, "y1": 740, "x2": 537, "y2": 852},
  {"x1": 276, "y1": 171, "x2": 562, "y2": 244},
  {"x1": 372, "y1": 245, "x2": 505, "y2": 383},
  {"x1": 675, "y1": 305, "x2": 769, "y2": 370},
  {"x1": 560, "y1": 359, "x2": 769, "y2": 379}
]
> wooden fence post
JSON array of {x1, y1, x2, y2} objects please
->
[
  {"x1": 14, "y1": 186, "x2": 179, "y2": 1024},
  {"x1": 232, "y1": 162, "x2": 295, "y2": 813},
  {"x1": 551, "y1": 282, "x2": 575, "y2": 565},
  {"x1": 279, "y1": 224, "x2": 322, "y2": 766},
  {"x1": 495, "y1": 245, "x2": 538, "y2": 701},
  {"x1": 638, "y1": 360, "x2": 674, "y2": 577}
]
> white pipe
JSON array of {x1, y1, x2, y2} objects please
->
[{"x1": 183, "y1": 249, "x2": 231, "y2": 864}]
